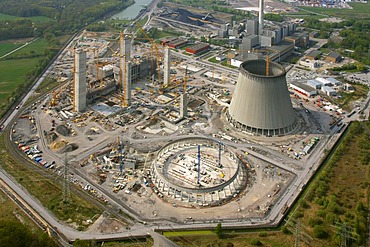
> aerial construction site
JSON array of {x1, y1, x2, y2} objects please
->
[{"x1": 8, "y1": 3, "x2": 356, "y2": 239}]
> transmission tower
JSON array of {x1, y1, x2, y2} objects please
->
[
  {"x1": 332, "y1": 222, "x2": 357, "y2": 247},
  {"x1": 62, "y1": 154, "x2": 71, "y2": 203},
  {"x1": 285, "y1": 219, "x2": 312, "y2": 247}
]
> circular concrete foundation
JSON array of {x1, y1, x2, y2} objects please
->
[{"x1": 151, "y1": 137, "x2": 247, "y2": 207}]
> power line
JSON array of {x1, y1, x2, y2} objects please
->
[
  {"x1": 332, "y1": 222, "x2": 357, "y2": 247},
  {"x1": 62, "y1": 154, "x2": 71, "y2": 203}
]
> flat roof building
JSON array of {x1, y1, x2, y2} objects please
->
[
  {"x1": 325, "y1": 51, "x2": 342, "y2": 63},
  {"x1": 306, "y1": 50, "x2": 322, "y2": 60},
  {"x1": 322, "y1": 86, "x2": 337, "y2": 96},
  {"x1": 307, "y1": 79, "x2": 322, "y2": 89},
  {"x1": 289, "y1": 81, "x2": 317, "y2": 97},
  {"x1": 186, "y1": 43, "x2": 210, "y2": 54}
]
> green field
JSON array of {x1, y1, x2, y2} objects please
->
[
  {"x1": 0, "y1": 58, "x2": 40, "y2": 101},
  {"x1": 0, "y1": 12, "x2": 52, "y2": 22},
  {"x1": 300, "y1": 2, "x2": 370, "y2": 19},
  {"x1": 5, "y1": 38, "x2": 48, "y2": 58},
  {"x1": 0, "y1": 190, "x2": 35, "y2": 226},
  {"x1": 0, "y1": 38, "x2": 49, "y2": 103},
  {"x1": 0, "y1": 42, "x2": 24, "y2": 57}
]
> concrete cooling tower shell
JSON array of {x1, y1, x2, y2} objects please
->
[{"x1": 227, "y1": 60, "x2": 297, "y2": 136}]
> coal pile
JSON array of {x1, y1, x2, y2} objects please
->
[
  {"x1": 58, "y1": 143, "x2": 79, "y2": 153},
  {"x1": 46, "y1": 132, "x2": 58, "y2": 144},
  {"x1": 56, "y1": 125, "x2": 71, "y2": 136}
]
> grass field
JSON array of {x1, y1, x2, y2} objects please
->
[
  {"x1": 334, "y1": 83, "x2": 368, "y2": 111},
  {"x1": 0, "y1": 38, "x2": 49, "y2": 104},
  {"x1": 0, "y1": 189, "x2": 37, "y2": 228},
  {"x1": 300, "y1": 2, "x2": 370, "y2": 19},
  {"x1": 0, "y1": 13, "x2": 52, "y2": 22},
  {"x1": 0, "y1": 42, "x2": 24, "y2": 57},
  {"x1": 0, "y1": 58, "x2": 40, "y2": 102},
  {"x1": 5, "y1": 38, "x2": 48, "y2": 58}
]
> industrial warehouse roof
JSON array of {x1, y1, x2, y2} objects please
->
[
  {"x1": 327, "y1": 51, "x2": 342, "y2": 60},
  {"x1": 291, "y1": 81, "x2": 317, "y2": 93}
]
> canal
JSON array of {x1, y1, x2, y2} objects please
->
[{"x1": 111, "y1": 0, "x2": 153, "y2": 20}]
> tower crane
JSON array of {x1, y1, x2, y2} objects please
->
[
  {"x1": 135, "y1": 23, "x2": 163, "y2": 91},
  {"x1": 227, "y1": 48, "x2": 281, "y2": 76},
  {"x1": 183, "y1": 66, "x2": 188, "y2": 92}
]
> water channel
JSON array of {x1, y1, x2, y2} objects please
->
[{"x1": 111, "y1": 0, "x2": 152, "y2": 20}]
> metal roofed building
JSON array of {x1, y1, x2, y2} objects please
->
[
  {"x1": 185, "y1": 43, "x2": 210, "y2": 54},
  {"x1": 325, "y1": 51, "x2": 342, "y2": 63},
  {"x1": 227, "y1": 60, "x2": 298, "y2": 136},
  {"x1": 322, "y1": 86, "x2": 337, "y2": 96},
  {"x1": 307, "y1": 79, "x2": 322, "y2": 89},
  {"x1": 290, "y1": 81, "x2": 317, "y2": 97}
]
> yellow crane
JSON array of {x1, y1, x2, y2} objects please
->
[
  {"x1": 183, "y1": 66, "x2": 188, "y2": 92},
  {"x1": 135, "y1": 22, "x2": 163, "y2": 91},
  {"x1": 227, "y1": 48, "x2": 280, "y2": 76}
]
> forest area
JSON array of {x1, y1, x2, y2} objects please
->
[
  {"x1": 0, "y1": 0, "x2": 134, "y2": 40},
  {"x1": 304, "y1": 18, "x2": 370, "y2": 65}
]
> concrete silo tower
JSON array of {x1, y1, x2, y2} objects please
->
[
  {"x1": 74, "y1": 49, "x2": 87, "y2": 112},
  {"x1": 227, "y1": 60, "x2": 297, "y2": 136}
]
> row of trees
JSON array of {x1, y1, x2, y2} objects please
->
[
  {"x1": 0, "y1": 19, "x2": 34, "y2": 40},
  {"x1": 289, "y1": 121, "x2": 370, "y2": 245},
  {"x1": 0, "y1": 220, "x2": 56, "y2": 247},
  {"x1": 304, "y1": 18, "x2": 370, "y2": 65},
  {"x1": 0, "y1": 0, "x2": 135, "y2": 38}
]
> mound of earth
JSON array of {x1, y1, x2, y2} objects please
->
[
  {"x1": 46, "y1": 132, "x2": 58, "y2": 144},
  {"x1": 56, "y1": 125, "x2": 71, "y2": 136},
  {"x1": 50, "y1": 140, "x2": 68, "y2": 150},
  {"x1": 85, "y1": 127, "x2": 100, "y2": 135},
  {"x1": 58, "y1": 143, "x2": 79, "y2": 153}
]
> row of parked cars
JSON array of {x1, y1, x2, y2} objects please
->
[{"x1": 17, "y1": 143, "x2": 55, "y2": 169}]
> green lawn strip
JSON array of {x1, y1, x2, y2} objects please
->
[
  {"x1": 167, "y1": 231, "x2": 294, "y2": 247},
  {"x1": 0, "y1": 135, "x2": 102, "y2": 229},
  {"x1": 0, "y1": 190, "x2": 38, "y2": 227},
  {"x1": 221, "y1": 60, "x2": 237, "y2": 68},
  {"x1": 208, "y1": 57, "x2": 219, "y2": 63},
  {"x1": 333, "y1": 83, "x2": 368, "y2": 111},
  {"x1": 164, "y1": 230, "x2": 214, "y2": 237},
  {"x1": 92, "y1": 238, "x2": 154, "y2": 246},
  {"x1": 300, "y1": 3, "x2": 370, "y2": 19},
  {"x1": 0, "y1": 42, "x2": 24, "y2": 56}
]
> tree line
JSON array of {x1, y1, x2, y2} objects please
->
[
  {"x1": 0, "y1": 0, "x2": 134, "y2": 39},
  {"x1": 304, "y1": 18, "x2": 370, "y2": 65}
]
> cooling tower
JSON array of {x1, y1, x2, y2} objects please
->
[{"x1": 227, "y1": 60, "x2": 297, "y2": 136}]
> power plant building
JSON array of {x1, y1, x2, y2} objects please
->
[{"x1": 227, "y1": 60, "x2": 297, "y2": 136}]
